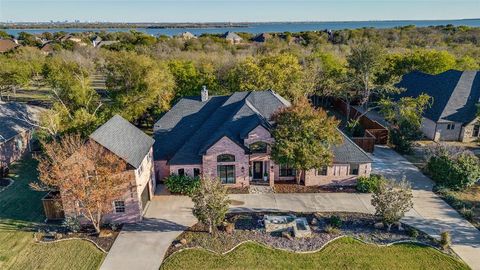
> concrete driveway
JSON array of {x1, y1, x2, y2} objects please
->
[
  {"x1": 101, "y1": 145, "x2": 480, "y2": 270},
  {"x1": 373, "y1": 145, "x2": 480, "y2": 270}
]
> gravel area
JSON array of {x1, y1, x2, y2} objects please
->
[{"x1": 165, "y1": 212, "x2": 439, "y2": 258}]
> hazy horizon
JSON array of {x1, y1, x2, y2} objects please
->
[{"x1": 1, "y1": 0, "x2": 480, "y2": 23}]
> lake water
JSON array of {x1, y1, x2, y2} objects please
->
[{"x1": 4, "y1": 19, "x2": 480, "y2": 36}]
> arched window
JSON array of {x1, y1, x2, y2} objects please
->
[
  {"x1": 217, "y1": 154, "x2": 235, "y2": 162},
  {"x1": 249, "y1": 141, "x2": 268, "y2": 153}
]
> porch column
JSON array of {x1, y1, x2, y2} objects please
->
[{"x1": 268, "y1": 161, "x2": 274, "y2": 187}]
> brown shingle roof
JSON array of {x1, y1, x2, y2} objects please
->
[{"x1": 0, "y1": 39, "x2": 20, "y2": 53}]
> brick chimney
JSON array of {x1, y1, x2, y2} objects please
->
[{"x1": 201, "y1": 85, "x2": 208, "y2": 102}]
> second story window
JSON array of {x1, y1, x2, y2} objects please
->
[
  {"x1": 249, "y1": 142, "x2": 267, "y2": 153},
  {"x1": 217, "y1": 154, "x2": 235, "y2": 162}
]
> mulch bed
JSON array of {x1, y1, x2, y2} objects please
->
[
  {"x1": 165, "y1": 212, "x2": 439, "y2": 258},
  {"x1": 273, "y1": 183, "x2": 357, "y2": 193},
  {"x1": 37, "y1": 224, "x2": 122, "y2": 251}
]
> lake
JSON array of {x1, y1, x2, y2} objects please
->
[{"x1": 4, "y1": 19, "x2": 480, "y2": 36}]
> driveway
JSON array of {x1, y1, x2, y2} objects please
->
[
  {"x1": 100, "y1": 196, "x2": 195, "y2": 270},
  {"x1": 373, "y1": 145, "x2": 480, "y2": 270},
  {"x1": 102, "y1": 146, "x2": 480, "y2": 270}
]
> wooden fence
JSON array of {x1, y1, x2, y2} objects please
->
[
  {"x1": 332, "y1": 98, "x2": 389, "y2": 152},
  {"x1": 42, "y1": 191, "x2": 65, "y2": 220}
]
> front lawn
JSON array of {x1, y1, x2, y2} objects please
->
[
  {"x1": 160, "y1": 237, "x2": 469, "y2": 270},
  {"x1": 0, "y1": 157, "x2": 105, "y2": 270}
]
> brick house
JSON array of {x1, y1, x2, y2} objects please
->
[
  {"x1": 0, "y1": 101, "x2": 42, "y2": 176},
  {"x1": 153, "y1": 89, "x2": 372, "y2": 187},
  {"x1": 397, "y1": 70, "x2": 480, "y2": 142},
  {"x1": 61, "y1": 115, "x2": 156, "y2": 224}
]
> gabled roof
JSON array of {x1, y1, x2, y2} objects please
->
[
  {"x1": 222, "y1": 32, "x2": 242, "y2": 41},
  {"x1": 154, "y1": 90, "x2": 371, "y2": 165},
  {"x1": 90, "y1": 115, "x2": 154, "y2": 169},
  {"x1": 396, "y1": 70, "x2": 480, "y2": 124},
  {"x1": 252, "y1": 33, "x2": 271, "y2": 42},
  {"x1": 0, "y1": 39, "x2": 20, "y2": 53},
  {"x1": 0, "y1": 102, "x2": 43, "y2": 143}
]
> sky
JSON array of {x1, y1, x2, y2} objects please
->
[{"x1": 1, "y1": 0, "x2": 479, "y2": 23}]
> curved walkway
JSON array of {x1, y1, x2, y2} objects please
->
[{"x1": 101, "y1": 146, "x2": 480, "y2": 270}]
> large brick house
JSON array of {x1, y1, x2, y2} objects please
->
[
  {"x1": 61, "y1": 115, "x2": 156, "y2": 224},
  {"x1": 153, "y1": 89, "x2": 372, "y2": 187},
  {"x1": 397, "y1": 70, "x2": 480, "y2": 142}
]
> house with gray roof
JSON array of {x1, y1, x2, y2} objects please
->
[
  {"x1": 222, "y1": 31, "x2": 243, "y2": 44},
  {"x1": 397, "y1": 70, "x2": 480, "y2": 142},
  {"x1": 153, "y1": 88, "x2": 372, "y2": 188},
  {"x1": 62, "y1": 115, "x2": 156, "y2": 224},
  {"x1": 0, "y1": 101, "x2": 43, "y2": 176}
]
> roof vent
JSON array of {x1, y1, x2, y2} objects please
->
[{"x1": 201, "y1": 85, "x2": 208, "y2": 102}]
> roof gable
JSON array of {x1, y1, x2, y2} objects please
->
[
  {"x1": 0, "y1": 102, "x2": 43, "y2": 142},
  {"x1": 89, "y1": 115, "x2": 154, "y2": 168},
  {"x1": 397, "y1": 70, "x2": 480, "y2": 123}
]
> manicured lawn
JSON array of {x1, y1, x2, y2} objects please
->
[
  {"x1": 0, "y1": 157, "x2": 105, "y2": 270},
  {"x1": 161, "y1": 237, "x2": 469, "y2": 270}
]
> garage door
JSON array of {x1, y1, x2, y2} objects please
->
[{"x1": 140, "y1": 184, "x2": 151, "y2": 210}]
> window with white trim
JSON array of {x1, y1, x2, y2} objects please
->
[{"x1": 114, "y1": 201, "x2": 126, "y2": 213}]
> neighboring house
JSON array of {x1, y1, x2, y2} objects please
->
[
  {"x1": 0, "y1": 101, "x2": 42, "y2": 175},
  {"x1": 222, "y1": 32, "x2": 243, "y2": 44},
  {"x1": 397, "y1": 70, "x2": 480, "y2": 142},
  {"x1": 153, "y1": 89, "x2": 371, "y2": 188},
  {"x1": 176, "y1": 31, "x2": 196, "y2": 40},
  {"x1": 40, "y1": 42, "x2": 54, "y2": 55},
  {"x1": 95, "y1": 40, "x2": 120, "y2": 48},
  {"x1": 92, "y1": 36, "x2": 102, "y2": 47},
  {"x1": 57, "y1": 35, "x2": 86, "y2": 46},
  {"x1": 0, "y1": 39, "x2": 20, "y2": 53},
  {"x1": 252, "y1": 33, "x2": 271, "y2": 43},
  {"x1": 61, "y1": 115, "x2": 156, "y2": 223}
]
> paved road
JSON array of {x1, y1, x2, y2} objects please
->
[
  {"x1": 101, "y1": 145, "x2": 480, "y2": 270},
  {"x1": 373, "y1": 145, "x2": 480, "y2": 270}
]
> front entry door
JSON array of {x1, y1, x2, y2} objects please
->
[{"x1": 253, "y1": 161, "x2": 263, "y2": 180}]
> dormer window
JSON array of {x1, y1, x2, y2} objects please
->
[
  {"x1": 249, "y1": 142, "x2": 267, "y2": 154},
  {"x1": 217, "y1": 154, "x2": 235, "y2": 162}
]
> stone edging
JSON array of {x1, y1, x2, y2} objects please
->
[
  {"x1": 0, "y1": 178, "x2": 14, "y2": 193},
  {"x1": 34, "y1": 233, "x2": 107, "y2": 253},
  {"x1": 163, "y1": 235, "x2": 447, "y2": 265}
]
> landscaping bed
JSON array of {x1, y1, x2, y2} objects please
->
[
  {"x1": 436, "y1": 185, "x2": 480, "y2": 230},
  {"x1": 165, "y1": 212, "x2": 441, "y2": 258},
  {"x1": 35, "y1": 224, "x2": 122, "y2": 251},
  {"x1": 273, "y1": 183, "x2": 357, "y2": 193}
]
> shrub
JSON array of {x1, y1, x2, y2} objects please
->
[
  {"x1": 356, "y1": 174, "x2": 386, "y2": 193},
  {"x1": 427, "y1": 152, "x2": 480, "y2": 190},
  {"x1": 324, "y1": 225, "x2": 341, "y2": 234},
  {"x1": 371, "y1": 178, "x2": 413, "y2": 231},
  {"x1": 407, "y1": 227, "x2": 419, "y2": 238},
  {"x1": 329, "y1": 215, "x2": 343, "y2": 228},
  {"x1": 460, "y1": 207, "x2": 474, "y2": 221},
  {"x1": 440, "y1": 231, "x2": 451, "y2": 250},
  {"x1": 165, "y1": 174, "x2": 200, "y2": 195},
  {"x1": 63, "y1": 216, "x2": 81, "y2": 233}
]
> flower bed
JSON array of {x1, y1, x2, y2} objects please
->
[{"x1": 165, "y1": 212, "x2": 442, "y2": 258}]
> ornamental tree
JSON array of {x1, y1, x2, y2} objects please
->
[
  {"x1": 371, "y1": 178, "x2": 413, "y2": 231},
  {"x1": 190, "y1": 177, "x2": 230, "y2": 234},
  {"x1": 271, "y1": 97, "x2": 342, "y2": 183},
  {"x1": 35, "y1": 134, "x2": 130, "y2": 233}
]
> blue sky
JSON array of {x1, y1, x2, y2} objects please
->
[{"x1": 1, "y1": 0, "x2": 479, "y2": 22}]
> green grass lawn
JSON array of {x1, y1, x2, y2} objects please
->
[
  {"x1": 161, "y1": 237, "x2": 469, "y2": 270},
  {"x1": 0, "y1": 157, "x2": 105, "y2": 270}
]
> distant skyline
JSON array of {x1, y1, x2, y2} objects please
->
[{"x1": 1, "y1": 0, "x2": 479, "y2": 23}]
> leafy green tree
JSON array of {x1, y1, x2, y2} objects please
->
[
  {"x1": 229, "y1": 53, "x2": 306, "y2": 101},
  {"x1": 271, "y1": 97, "x2": 342, "y2": 183},
  {"x1": 104, "y1": 51, "x2": 175, "y2": 121},
  {"x1": 371, "y1": 178, "x2": 413, "y2": 231},
  {"x1": 17, "y1": 31, "x2": 41, "y2": 47},
  {"x1": 0, "y1": 56, "x2": 31, "y2": 100},
  {"x1": 347, "y1": 42, "x2": 385, "y2": 108},
  {"x1": 0, "y1": 30, "x2": 11, "y2": 39},
  {"x1": 42, "y1": 55, "x2": 101, "y2": 136},
  {"x1": 379, "y1": 93, "x2": 432, "y2": 153},
  {"x1": 191, "y1": 177, "x2": 230, "y2": 234},
  {"x1": 168, "y1": 60, "x2": 202, "y2": 99}
]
